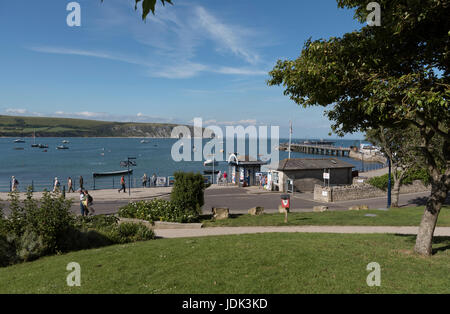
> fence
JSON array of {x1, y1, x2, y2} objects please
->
[
  {"x1": 0, "y1": 175, "x2": 216, "y2": 193},
  {"x1": 358, "y1": 161, "x2": 389, "y2": 173}
]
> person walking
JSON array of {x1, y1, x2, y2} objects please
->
[
  {"x1": 67, "y1": 177, "x2": 74, "y2": 193},
  {"x1": 152, "y1": 173, "x2": 157, "y2": 187},
  {"x1": 118, "y1": 175, "x2": 126, "y2": 193},
  {"x1": 83, "y1": 190, "x2": 95, "y2": 215},
  {"x1": 53, "y1": 177, "x2": 60, "y2": 192},
  {"x1": 223, "y1": 171, "x2": 228, "y2": 186},
  {"x1": 79, "y1": 189, "x2": 87, "y2": 216},
  {"x1": 142, "y1": 173, "x2": 148, "y2": 188},
  {"x1": 11, "y1": 176, "x2": 19, "y2": 192},
  {"x1": 79, "y1": 176, "x2": 84, "y2": 190}
]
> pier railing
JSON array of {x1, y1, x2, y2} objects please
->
[{"x1": 0, "y1": 175, "x2": 216, "y2": 193}]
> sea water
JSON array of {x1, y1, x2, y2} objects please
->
[{"x1": 0, "y1": 137, "x2": 378, "y2": 191}]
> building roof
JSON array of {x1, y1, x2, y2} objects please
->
[
  {"x1": 228, "y1": 155, "x2": 267, "y2": 166},
  {"x1": 276, "y1": 158, "x2": 354, "y2": 171}
]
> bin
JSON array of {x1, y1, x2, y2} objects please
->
[{"x1": 281, "y1": 194, "x2": 290, "y2": 210}]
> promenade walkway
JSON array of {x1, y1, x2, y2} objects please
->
[{"x1": 154, "y1": 225, "x2": 450, "y2": 239}]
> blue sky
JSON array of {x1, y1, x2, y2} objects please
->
[{"x1": 0, "y1": 0, "x2": 365, "y2": 139}]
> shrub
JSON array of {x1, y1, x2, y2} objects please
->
[
  {"x1": 2, "y1": 190, "x2": 75, "y2": 256},
  {"x1": 402, "y1": 168, "x2": 431, "y2": 186},
  {"x1": 0, "y1": 234, "x2": 17, "y2": 267},
  {"x1": 0, "y1": 189, "x2": 155, "y2": 268},
  {"x1": 367, "y1": 168, "x2": 432, "y2": 191},
  {"x1": 367, "y1": 174, "x2": 390, "y2": 191},
  {"x1": 118, "y1": 198, "x2": 198, "y2": 223},
  {"x1": 97, "y1": 223, "x2": 155, "y2": 244},
  {"x1": 170, "y1": 172, "x2": 205, "y2": 217}
]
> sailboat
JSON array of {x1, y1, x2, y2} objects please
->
[{"x1": 31, "y1": 130, "x2": 39, "y2": 147}]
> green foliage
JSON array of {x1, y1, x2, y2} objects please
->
[
  {"x1": 170, "y1": 172, "x2": 205, "y2": 217},
  {"x1": 0, "y1": 190, "x2": 155, "y2": 267},
  {"x1": 267, "y1": 0, "x2": 449, "y2": 181},
  {"x1": 100, "y1": 0, "x2": 173, "y2": 20},
  {"x1": 119, "y1": 171, "x2": 205, "y2": 223},
  {"x1": 0, "y1": 114, "x2": 181, "y2": 138},
  {"x1": 367, "y1": 169, "x2": 432, "y2": 190},
  {"x1": 118, "y1": 198, "x2": 198, "y2": 223},
  {"x1": 402, "y1": 168, "x2": 432, "y2": 186},
  {"x1": 367, "y1": 174, "x2": 391, "y2": 191}
]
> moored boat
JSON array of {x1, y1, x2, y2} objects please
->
[{"x1": 93, "y1": 169, "x2": 133, "y2": 177}]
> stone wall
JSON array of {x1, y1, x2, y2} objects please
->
[
  {"x1": 349, "y1": 150, "x2": 387, "y2": 163},
  {"x1": 314, "y1": 180, "x2": 430, "y2": 202}
]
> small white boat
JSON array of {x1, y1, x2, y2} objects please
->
[
  {"x1": 14, "y1": 139, "x2": 25, "y2": 143},
  {"x1": 56, "y1": 145, "x2": 69, "y2": 150},
  {"x1": 140, "y1": 139, "x2": 149, "y2": 144},
  {"x1": 204, "y1": 159, "x2": 219, "y2": 167},
  {"x1": 62, "y1": 140, "x2": 70, "y2": 144}
]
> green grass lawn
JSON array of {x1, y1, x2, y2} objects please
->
[
  {"x1": 0, "y1": 233, "x2": 449, "y2": 294},
  {"x1": 202, "y1": 206, "x2": 450, "y2": 227}
]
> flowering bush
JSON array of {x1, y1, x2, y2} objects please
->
[{"x1": 118, "y1": 198, "x2": 198, "y2": 223}]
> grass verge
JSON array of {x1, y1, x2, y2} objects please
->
[
  {"x1": 0, "y1": 233, "x2": 449, "y2": 294},
  {"x1": 202, "y1": 206, "x2": 450, "y2": 227}
]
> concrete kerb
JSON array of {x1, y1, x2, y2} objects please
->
[{"x1": 118, "y1": 217, "x2": 203, "y2": 230}]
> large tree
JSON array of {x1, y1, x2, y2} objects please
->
[{"x1": 268, "y1": 0, "x2": 449, "y2": 256}]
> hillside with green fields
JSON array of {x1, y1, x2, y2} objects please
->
[{"x1": 0, "y1": 115, "x2": 190, "y2": 138}]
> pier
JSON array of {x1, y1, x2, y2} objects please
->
[{"x1": 279, "y1": 143, "x2": 351, "y2": 157}]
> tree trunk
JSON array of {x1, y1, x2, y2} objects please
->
[
  {"x1": 391, "y1": 179, "x2": 401, "y2": 207},
  {"x1": 414, "y1": 177, "x2": 448, "y2": 256}
]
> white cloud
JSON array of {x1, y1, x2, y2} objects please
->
[
  {"x1": 6, "y1": 108, "x2": 29, "y2": 115},
  {"x1": 194, "y1": 6, "x2": 260, "y2": 64},
  {"x1": 29, "y1": 3, "x2": 268, "y2": 80}
]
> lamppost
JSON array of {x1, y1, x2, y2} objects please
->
[
  {"x1": 387, "y1": 157, "x2": 392, "y2": 208},
  {"x1": 207, "y1": 153, "x2": 217, "y2": 185},
  {"x1": 121, "y1": 157, "x2": 136, "y2": 196}
]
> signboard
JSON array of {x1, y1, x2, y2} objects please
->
[
  {"x1": 156, "y1": 177, "x2": 167, "y2": 187},
  {"x1": 323, "y1": 172, "x2": 330, "y2": 180},
  {"x1": 322, "y1": 191, "x2": 328, "y2": 197},
  {"x1": 168, "y1": 176, "x2": 175, "y2": 186},
  {"x1": 203, "y1": 175, "x2": 212, "y2": 185}
]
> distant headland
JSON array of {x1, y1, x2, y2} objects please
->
[{"x1": 0, "y1": 115, "x2": 192, "y2": 138}]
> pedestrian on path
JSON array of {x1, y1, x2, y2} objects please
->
[
  {"x1": 68, "y1": 177, "x2": 74, "y2": 193},
  {"x1": 118, "y1": 175, "x2": 126, "y2": 193},
  {"x1": 142, "y1": 173, "x2": 148, "y2": 188},
  {"x1": 79, "y1": 189, "x2": 88, "y2": 216},
  {"x1": 152, "y1": 173, "x2": 157, "y2": 187},
  {"x1": 223, "y1": 171, "x2": 228, "y2": 186},
  {"x1": 83, "y1": 190, "x2": 95, "y2": 215},
  {"x1": 79, "y1": 176, "x2": 84, "y2": 190},
  {"x1": 53, "y1": 177, "x2": 60, "y2": 192},
  {"x1": 11, "y1": 176, "x2": 19, "y2": 192}
]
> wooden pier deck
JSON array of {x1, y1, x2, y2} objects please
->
[{"x1": 279, "y1": 143, "x2": 351, "y2": 157}]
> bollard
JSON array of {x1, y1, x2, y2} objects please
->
[{"x1": 63, "y1": 185, "x2": 66, "y2": 199}]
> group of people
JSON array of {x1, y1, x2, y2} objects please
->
[
  {"x1": 79, "y1": 189, "x2": 94, "y2": 216},
  {"x1": 141, "y1": 173, "x2": 158, "y2": 188},
  {"x1": 10, "y1": 175, "x2": 84, "y2": 193},
  {"x1": 216, "y1": 171, "x2": 228, "y2": 185}
]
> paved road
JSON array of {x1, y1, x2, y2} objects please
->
[{"x1": 1, "y1": 187, "x2": 446, "y2": 217}]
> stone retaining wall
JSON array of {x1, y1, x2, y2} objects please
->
[{"x1": 314, "y1": 180, "x2": 430, "y2": 202}]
